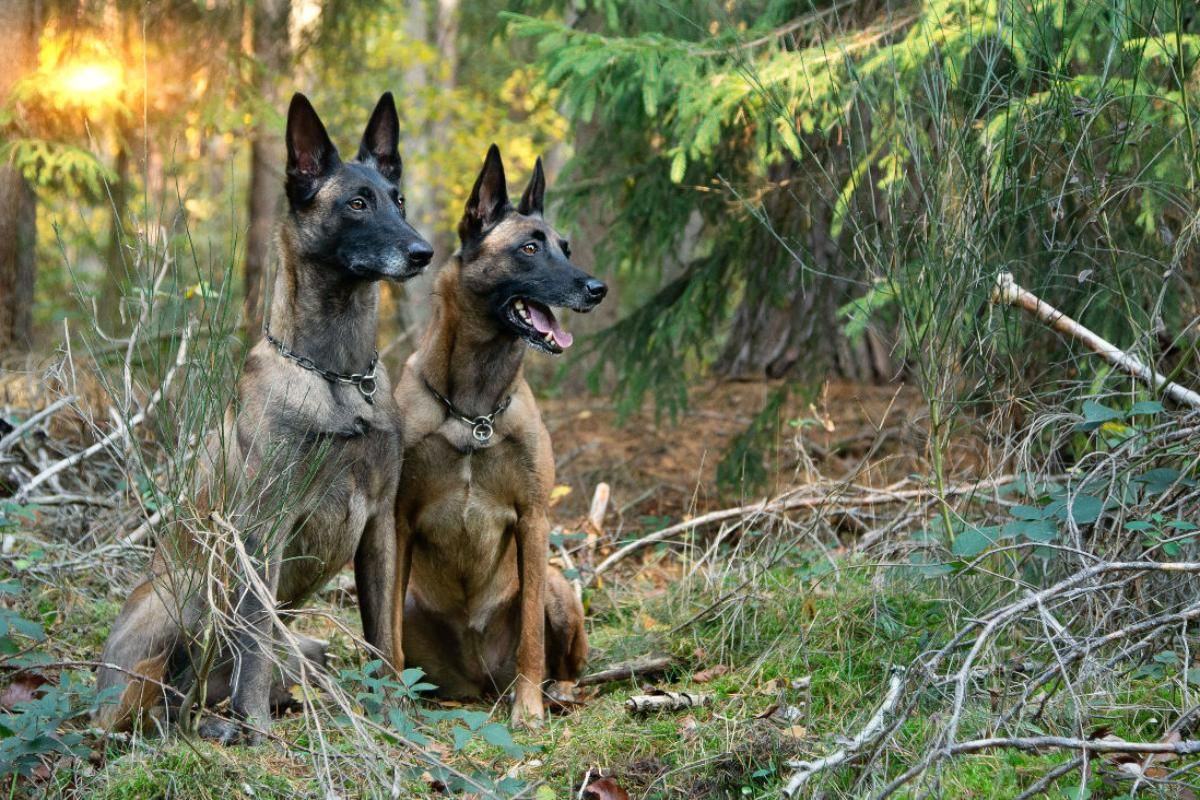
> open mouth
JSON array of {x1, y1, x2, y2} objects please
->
[{"x1": 508, "y1": 298, "x2": 574, "y2": 354}]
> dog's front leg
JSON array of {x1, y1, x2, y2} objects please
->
[
  {"x1": 355, "y1": 507, "x2": 396, "y2": 667},
  {"x1": 389, "y1": 511, "x2": 413, "y2": 673},
  {"x1": 199, "y1": 530, "x2": 284, "y2": 746},
  {"x1": 512, "y1": 508, "x2": 548, "y2": 729}
]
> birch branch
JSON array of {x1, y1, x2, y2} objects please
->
[
  {"x1": 782, "y1": 667, "x2": 905, "y2": 797},
  {"x1": 625, "y1": 690, "x2": 711, "y2": 714},
  {"x1": 992, "y1": 271, "x2": 1200, "y2": 409}
]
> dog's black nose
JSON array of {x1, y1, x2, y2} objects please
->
[
  {"x1": 584, "y1": 279, "x2": 608, "y2": 302},
  {"x1": 407, "y1": 242, "x2": 434, "y2": 269}
]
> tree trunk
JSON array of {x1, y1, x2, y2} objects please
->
[
  {"x1": 0, "y1": 0, "x2": 38, "y2": 354},
  {"x1": 714, "y1": 159, "x2": 894, "y2": 383},
  {"x1": 242, "y1": 0, "x2": 291, "y2": 332}
]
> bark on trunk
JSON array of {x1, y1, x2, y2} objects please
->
[
  {"x1": 393, "y1": 0, "x2": 456, "y2": 336},
  {"x1": 0, "y1": 171, "x2": 35, "y2": 354},
  {"x1": 0, "y1": 0, "x2": 38, "y2": 354},
  {"x1": 242, "y1": 0, "x2": 291, "y2": 332}
]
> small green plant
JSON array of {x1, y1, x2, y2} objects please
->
[
  {"x1": 0, "y1": 581, "x2": 111, "y2": 780},
  {"x1": 1127, "y1": 513, "x2": 1200, "y2": 558}
]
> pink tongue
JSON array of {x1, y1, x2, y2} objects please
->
[{"x1": 526, "y1": 302, "x2": 574, "y2": 348}]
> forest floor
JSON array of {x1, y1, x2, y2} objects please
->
[{"x1": 4, "y1": 378, "x2": 1193, "y2": 798}]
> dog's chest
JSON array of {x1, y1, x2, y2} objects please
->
[
  {"x1": 407, "y1": 440, "x2": 521, "y2": 573},
  {"x1": 266, "y1": 403, "x2": 399, "y2": 603}
]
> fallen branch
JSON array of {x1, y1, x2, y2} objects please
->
[
  {"x1": 625, "y1": 690, "x2": 711, "y2": 714},
  {"x1": 590, "y1": 476, "x2": 1016, "y2": 582},
  {"x1": 0, "y1": 395, "x2": 79, "y2": 454},
  {"x1": 15, "y1": 322, "x2": 193, "y2": 503},
  {"x1": 945, "y1": 734, "x2": 1200, "y2": 757},
  {"x1": 782, "y1": 667, "x2": 905, "y2": 797},
  {"x1": 577, "y1": 654, "x2": 672, "y2": 687},
  {"x1": 992, "y1": 272, "x2": 1200, "y2": 409}
]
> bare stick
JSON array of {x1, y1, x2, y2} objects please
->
[
  {"x1": 577, "y1": 654, "x2": 672, "y2": 687},
  {"x1": 949, "y1": 734, "x2": 1200, "y2": 756},
  {"x1": 15, "y1": 322, "x2": 194, "y2": 503},
  {"x1": 0, "y1": 395, "x2": 79, "y2": 453},
  {"x1": 625, "y1": 690, "x2": 711, "y2": 714},
  {"x1": 588, "y1": 482, "x2": 610, "y2": 532},
  {"x1": 782, "y1": 667, "x2": 905, "y2": 797},
  {"x1": 992, "y1": 272, "x2": 1200, "y2": 409}
]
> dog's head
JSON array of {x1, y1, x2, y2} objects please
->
[
  {"x1": 455, "y1": 145, "x2": 607, "y2": 355},
  {"x1": 283, "y1": 92, "x2": 433, "y2": 281}
]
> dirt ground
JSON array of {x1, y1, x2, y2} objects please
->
[{"x1": 541, "y1": 378, "x2": 988, "y2": 532}]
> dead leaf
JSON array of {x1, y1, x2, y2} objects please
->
[
  {"x1": 639, "y1": 613, "x2": 663, "y2": 631},
  {"x1": 755, "y1": 703, "x2": 780, "y2": 720},
  {"x1": 772, "y1": 704, "x2": 804, "y2": 723},
  {"x1": 692, "y1": 664, "x2": 729, "y2": 683},
  {"x1": 0, "y1": 672, "x2": 49, "y2": 709},
  {"x1": 677, "y1": 714, "x2": 699, "y2": 740},
  {"x1": 549, "y1": 485, "x2": 573, "y2": 507},
  {"x1": 781, "y1": 725, "x2": 807, "y2": 739},
  {"x1": 584, "y1": 777, "x2": 630, "y2": 800}
]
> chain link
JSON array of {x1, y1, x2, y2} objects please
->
[
  {"x1": 422, "y1": 379, "x2": 512, "y2": 444},
  {"x1": 264, "y1": 330, "x2": 379, "y2": 403}
]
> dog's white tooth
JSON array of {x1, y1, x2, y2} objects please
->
[{"x1": 515, "y1": 299, "x2": 525, "y2": 310}]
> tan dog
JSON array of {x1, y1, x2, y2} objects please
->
[
  {"x1": 390, "y1": 146, "x2": 605, "y2": 727},
  {"x1": 96, "y1": 93, "x2": 433, "y2": 743}
]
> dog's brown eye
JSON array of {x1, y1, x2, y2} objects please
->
[
  {"x1": 348, "y1": 197, "x2": 367, "y2": 211},
  {"x1": 395, "y1": 195, "x2": 405, "y2": 210},
  {"x1": 521, "y1": 242, "x2": 538, "y2": 255}
]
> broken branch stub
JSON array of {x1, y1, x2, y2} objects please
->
[{"x1": 625, "y1": 690, "x2": 711, "y2": 715}]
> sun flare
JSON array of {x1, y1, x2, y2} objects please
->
[{"x1": 52, "y1": 60, "x2": 124, "y2": 108}]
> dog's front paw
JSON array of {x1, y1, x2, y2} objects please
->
[
  {"x1": 198, "y1": 717, "x2": 242, "y2": 745},
  {"x1": 510, "y1": 697, "x2": 545, "y2": 731},
  {"x1": 197, "y1": 716, "x2": 266, "y2": 746}
]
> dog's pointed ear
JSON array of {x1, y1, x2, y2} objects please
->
[
  {"x1": 286, "y1": 93, "x2": 340, "y2": 206},
  {"x1": 517, "y1": 156, "x2": 546, "y2": 216},
  {"x1": 357, "y1": 92, "x2": 402, "y2": 184},
  {"x1": 459, "y1": 144, "x2": 510, "y2": 243}
]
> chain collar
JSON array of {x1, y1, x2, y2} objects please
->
[
  {"x1": 423, "y1": 379, "x2": 511, "y2": 444},
  {"x1": 264, "y1": 329, "x2": 379, "y2": 404}
]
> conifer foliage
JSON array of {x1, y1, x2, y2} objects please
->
[{"x1": 512, "y1": 0, "x2": 1199, "y2": 416}]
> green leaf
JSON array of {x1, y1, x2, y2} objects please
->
[
  {"x1": 1135, "y1": 468, "x2": 1183, "y2": 495},
  {"x1": 951, "y1": 526, "x2": 1001, "y2": 557},
  {"x1": 1129, "y1": 400, "x2": 1165, "y2": 416},
  {"x1": 1076, "y1": 400, "x2": 1124, "y2": 431},
  {"x1": 1010, "y1": 504, "x2": 1047, "y2": 521},
  {"x1": 451, "y1": 725, "x2": 474, "y2": 751},
  {"x1": 1003, "y1": 519, "x2": 1058, "y2": 543},
  {"x1": 1056, "y1": 494, "x2": 1103, "y2": 525}
]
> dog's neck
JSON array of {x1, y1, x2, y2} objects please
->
[
  {"x1": 419, "y1": 262, "x2": 526, "y2": 418},
  {"x1": 265, "y1": 229, "x2": 380, "y2": 376}
]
